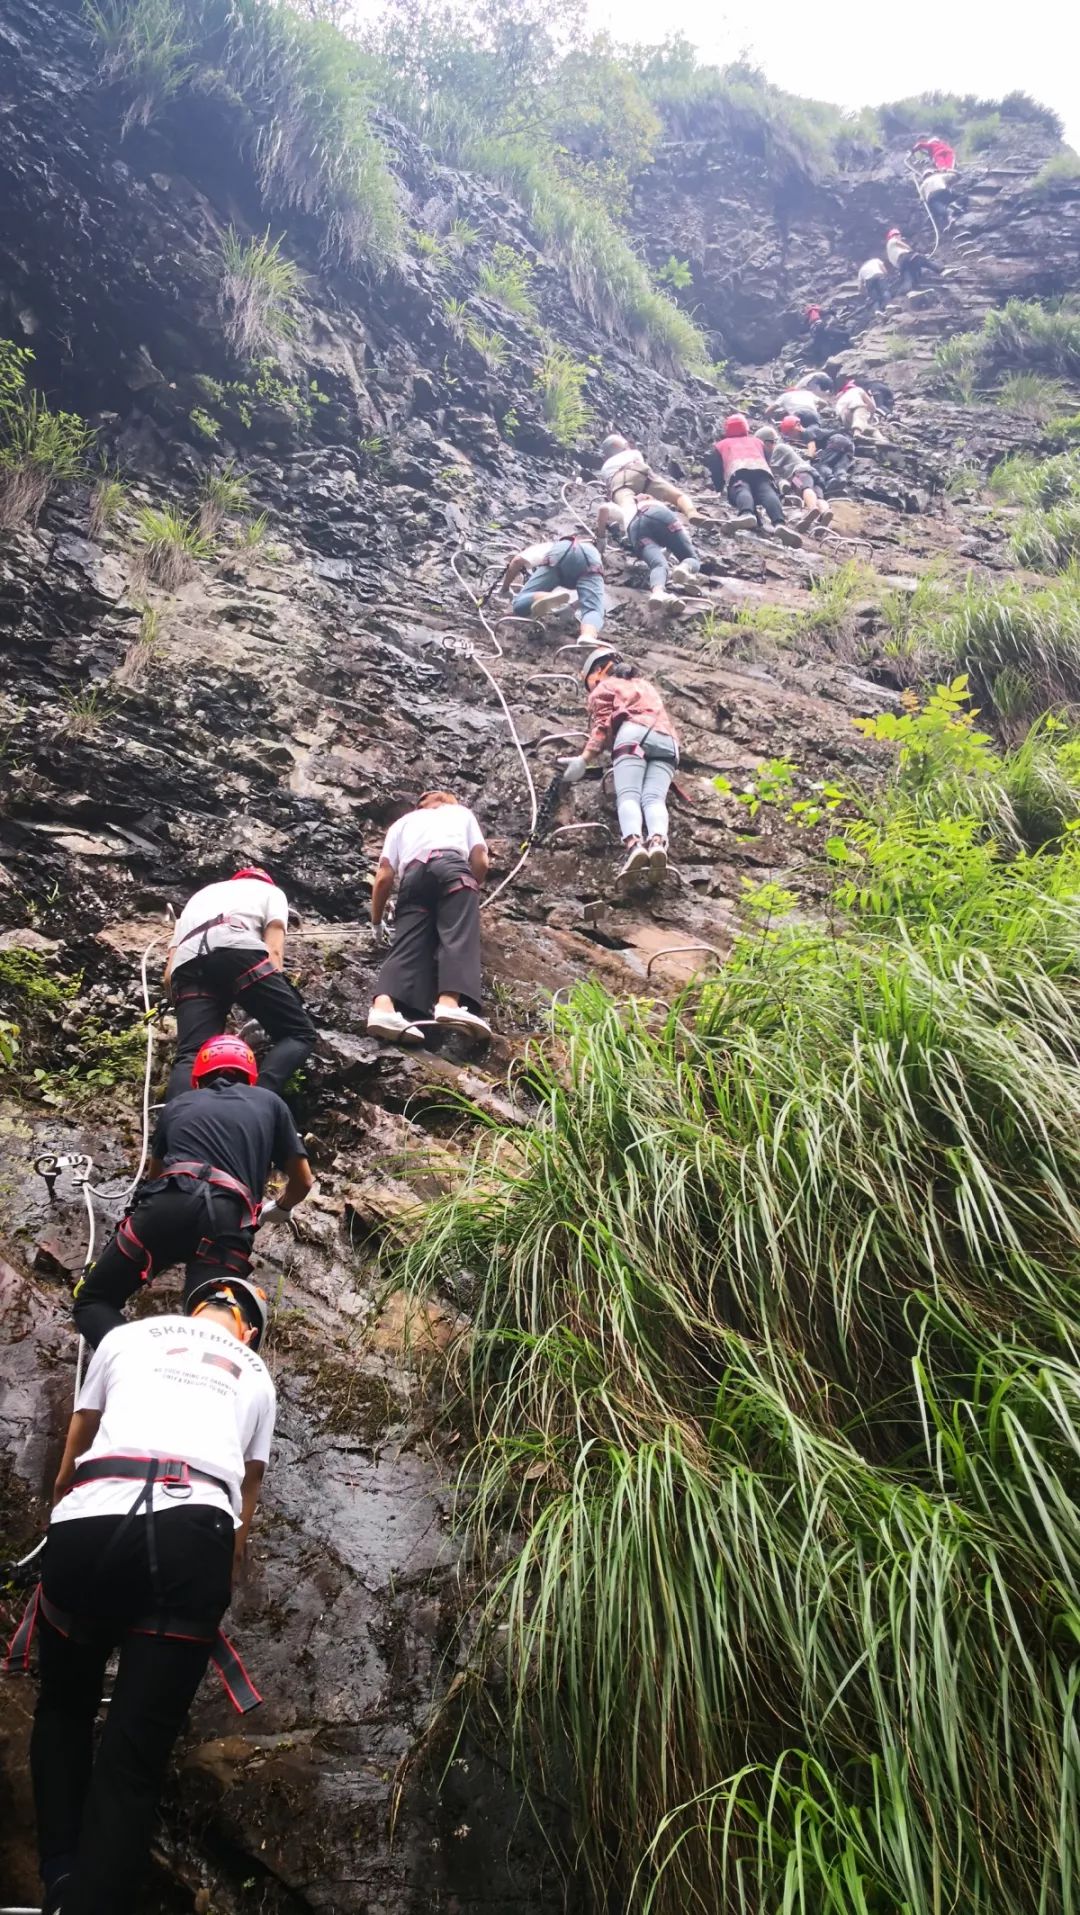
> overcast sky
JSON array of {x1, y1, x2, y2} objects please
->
[{"x1": 587, "y1": 0, "x2": 1080, "y2": 151}]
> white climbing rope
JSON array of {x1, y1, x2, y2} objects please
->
[
  {"x1": 445, "y1": 553, "x2": 541, "y2": 909},
  {"x1": 905, "y1": 154, "x2": 942, "y2": 257},
  {"x1": 560, "y1": 476, "x2": 599, "y2": 536}
]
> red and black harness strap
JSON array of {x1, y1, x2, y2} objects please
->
[
  {"x1": 552, "y1": 535, "x2": 602, "y2": 583},
  {"x1": 155, "y1": 1161, "x2": 259, "y2": 1230},
  {"x1": 3, "y1": 1586, "x2": 261, "y2": 1713}
]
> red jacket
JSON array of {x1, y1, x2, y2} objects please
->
[
  {"x1": 584, "y1": 675, "x2": 677, "y2": 758},
  {"x1": 915, "y1": 137, "x2": 956, "y2": 171},
  {"x1": 712, "y1": 434, "x2": 772, "y2": 481}
]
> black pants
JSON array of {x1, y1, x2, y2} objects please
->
[
  {"x1": 897, "y1": 253, "x2": 942, "y2": 292},
  {"x1": 73, "y1": 1186, "x2": 251, "y2": 1348},
  {"x1": 864, "y1": 277, "x2": 887, "y2": 309},
  {"x1": 167, "y1": 946, "x2": 315, "y2": 1102},
  {"x1": 628, "y1": 504, "x2": 697, "y2": 588},
  {"x1": 728, "y1": 470, "x2": 784, "y2": 526},
  {"x1": 375, "y1": 854, "x2": 482, "y2": 1020},
  {"x1": 31, "y1": 1505, "x2": 234, "y2": 1915}
]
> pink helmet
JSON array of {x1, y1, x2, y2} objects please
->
[
  {"x1": 232, "y1": 866, "x2": 274, "y2": 884},
  {"x1": 886, "y1": 227, "x2": 902, "y2": 240}
]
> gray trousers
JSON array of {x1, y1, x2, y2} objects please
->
[{"x1": 612, "y1": 724, "x2": 679, "y2": 842}]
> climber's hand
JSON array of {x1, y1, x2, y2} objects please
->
[
  {"x1": 258, "y1": 1201, "x2": 293, "y2": 1229},
  {"x1": 561, "y1": 755, "x2": 589, "y2": 786}
]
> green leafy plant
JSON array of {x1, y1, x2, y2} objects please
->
[
  {"x1": 656, "y1": 255, "x2": 692, "y2": 291},
  {"x1": 133, "y1": 504, "x2": 213, "y2": 588},
  {"x1": 464, "y1": 321, "x2": 507, "y2": 368},
  {"x1": 413, "y1": 228, "x2": 449, "y2": 266},
  {"x1": 448, "y1": 216, "x2": 478, "y2": 250},
  {"x1": 232, "y1": 510, "x2": 278, "y2": 558},
  {"x1": 217, "y1": 226, "x2": 302, "y2": 357},
  {"x1": 477, "y1": 243, "x2": 536, "y2": 318},
  {"x1": 442, "y1": 295, "x2": 469, "y2": 333},
  {"x1": 534, "y1": 345, "x2": 591, "y2": 447},
  {"x1": 189, "y1": 405, "x2": 221, "y2": 441}
]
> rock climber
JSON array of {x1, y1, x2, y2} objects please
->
[
  {"x1": 834, "y1": 379, "x2": 884, "y2": 444},
  {"x1": 562, "y1": 644, "x2": 680, "y2": 890},
  {"x1": 704, "y1": 415, "x2": 802, "y2": 546},
  {"x1": 918, "y1": 167, "x2": 962, "y2": 226},
  {"x1": 814, "y1": 429, "x2": 857, "y2": 493},
  {"x1": 367, "y1": 790, "x2": 490, "y2": 1042},
  {"x1": 767, "y1": 376, "x2": 829, "y2": 430},
  {"x1": 802, "y1": 303, "x2": 850, "y2": 358},
  {"x1": 72, "y1": 1034, "x2": 312, "y2": 1350},
  {"x1": 619, "y1": 494, "x2": 702, "y2": 605},
  {"x1": 759, "y1": 424, "x2": 834, "y2": 529},
  {"x1": 857, "y1": 255, "x2": 889, "y2": 310},
  {"x1": 23, "y1": 1273, "x2": 275, "y2": 1915},
  {"x1": 912, "y1": 135, "x2": 956, "y2": 172},
  {"x1": 885, "y1": 227, "x2": 944, "y2": 295},
  {"x1": 164, "y1": 866, "x2": 316, "y2": 1103},
  {"x1": 597, "y1": 433, "x2": 694, "y2": 532},
  {"x1": 498, "y1": 533, "x2": 605, "y2": 642}
]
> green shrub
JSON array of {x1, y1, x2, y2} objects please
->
[
  {"x1": 989, "y1": 449, "x2": 1080, "y2": 507},
  {"x1": 995, "y1": 369, "x2": 1070, "y2": 419},
  {"x1": 133, "y1": 504, "x2": 214, "y2": 587},
  {"x1": 217, "y1": 226, "x2": 302, "y2": 357},
  {"x1": 198, "y1": 460, "x2": 250, "y2": 533},
  {"x1": 534, "y1": 345, "x2": 591, "y2": 446},
  {"x1": 87, "y1": 468, "x2": 127, "y2": 538},
  {"x1": 464, "y1": 322, "x2": 508, "y2": 369},
  {"x1": 961, "y1": 110, "x2": 1003, "y2": 153},
  {"x1": 1031, "y1": 151, "x2": 1080, "y2": 193},
  {"x1": 936, "y1": 575, "x2": 1080, "y2": 712},
  {"x1": 1010, "y1": 502, "x2": 1080, "y2": 572}
]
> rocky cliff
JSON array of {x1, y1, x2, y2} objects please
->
[{"x1": 2, "y1": 3, "x2": 1080, "y2": 1908}]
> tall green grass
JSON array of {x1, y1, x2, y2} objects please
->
[{"x1": 397, "y1": 776, "x2": 1080, "y2": 1909}]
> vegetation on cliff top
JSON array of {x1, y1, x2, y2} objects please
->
[{"x1": 396, "y1": 665, "x2": 1080, "y2": 1910}]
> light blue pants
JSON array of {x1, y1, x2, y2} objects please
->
[{"x1": 612, "y1": 724, "x2": 679, "y2": 842}]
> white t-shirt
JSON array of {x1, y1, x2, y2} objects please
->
[
  {"x1": 920, "y1": 172, "x2": 950, "y2": 200},
  {"x1": 885, "y1": 235, "x2": 910, "y2": 267},
  {"x1": 170, "y1": 877, "x2": 290, "y2": 966},
  {"x1": 779, "y1": 388, "x2": 821, "y2": 414},
  {"x1": 519, "y1": 540, "x2": 554, "y2": 568},
  {"x1": 835, "y1": 387, "x2": 873, "y2": 426},
  {"x1": 53, "y1": 1316, "x2": 276, "y2": 1528},
  {"x1": 380, "y1": 804, "x2": 486, "y2": 874},
  {"x1": 858, "y1": 258, "x2": 886, "y2": 286},
  {"x1": 600, "y1": 448, "x2": 647, "y2": 488}
]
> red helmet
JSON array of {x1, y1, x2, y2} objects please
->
[
  {"x1": 724, "y1": 414, "x2": 749, "y2": 436},
  {"x1": 232, "y1": 866, "x2": 274, "y2": 884},
  {"x1": 886, "y1": 227, "x2": 902, "y2": 240},
  {"x1": 192, "y1": 1035, "x2": 258, "y2": 1087},
  {"x1": 779, "y1": 415, "x2": 802, "y2": 437}
]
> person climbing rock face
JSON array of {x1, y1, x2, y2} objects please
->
[
  {"x1": 71, "y1": 1035, "x2": 312, "y2": 1350},
  {"x1": 499, "y1": 532, "x2": 606, "y2": 642},
  {"x1": 912, "y1": 134, "x2": 956, "y2": 172},
  {"x1": 918, "y1": 167, "x2": 962, "y2": 227},
  {"x1": 814, "y1": 429, "x2": 857, "y2": 492},
  {"x1": 597, "y1": 433, "x2": 695, "y2": 532},
  {"x1": 759, "y1": 424, "x2": 833, "y2": 529},
  {"x1": 766, "y1": 378, "x2": 827, "y2": 430},
  {"x1": 26, "y1": 1275, "x2": 275, "y2": 1915},
  {"x1": 857, "y1": 255, "x2": 889, "y2": 309},
  {"x1": 164, "y1": 866, "x2": 316, "y2": 1103},
  {"x1": 704, "y1": 415, "x2": 802, "y2": 546},
  {"x1": 885, "y1": 227, "x2": 944, "y2": 296},
  {"x1": 834, "y1": 380, "x2": 885, "y2": 446},
  {"x1": 561, "y1": 644, "x2": 681, "y2": 892},
  {"x1": 620, "y1": 494, "x2": 702, "y2": 605},
  {"x1": 367, "y1": 790, "x2": 490, "y2": 1042}
]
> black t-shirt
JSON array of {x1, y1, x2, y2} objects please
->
[{"x1": 151, "y1": 1083, "x2": 305, "y2": 1199}]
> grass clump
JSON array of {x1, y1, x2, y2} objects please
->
[
  {"x1": 995, "y1": 368, "x2": 1069, "y2": 419},
  {"x1": 804, "y1": 558, "x2": 875, "y2": 638},
  {"x1": 989, "y1": 448, "x2": 1080, "y2": 507},
  {"x1": 198, "y1": 461, "x2": 249, "y2": 534},
  {"x1": 476, "y1": 243, "x2": 536, "y2": 319},
  {"x1": 87, "y1": 467, "x2": 127, "y2": 538},
  {"x1": 217, "y1": 226, "x2": 302, "y2": 357},
  {"x1": 133, "y1": 504, "x2": 213, "y2": 587},
  {"x1": 534, "y1": 345, "x2": 591, "y2": 447},
  {"x1": 113, "y1": 602, "x2": 163, "y2": 687},
  {"x1": 0, "y1": 341, "x2": 95, "y2": 529},
  {"x1": 85, "y1": 0, "x2": 193, "y2": 133},
  {"x1": 1010, "y1": 502, "x2": 1080, "y2": 572},
  {"x1": 936, "y1": 575, "x2": 1080, "y2": 713},
  {"x1": 464, "y1": 322, "x2": 508, "y2": 370},
  {"x1": 393, "y1": 719, "x2": 1080, "y2": 1911}
]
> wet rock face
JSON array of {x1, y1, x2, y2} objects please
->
[{"x1": 2, "y1": 3, "x2": 1080, "y2": 1908}]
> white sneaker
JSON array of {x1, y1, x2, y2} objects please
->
[
  {"x1": 727, "y1": 512, "x2": 758, "y2": 533},
  {"x1": 367, "y1": 1008, "x2": 424, "y2": 1043},
  {"x1": 774, "y1": 524, "x2": 803, "y2": 547},
  {"x1": 667, "y1": 560, "x2": 698, "y2": 589},
  {"x1": 616, "y1": 842, "x2": 650, "y2": 891},
  {"x1": 433, "y1": 1003, "x2": 492, "y2": 1035},
  {"x1": 646, "y1": 836, "x2": 668, "y2": 883},
  {"x1": 527, "y1": 588, "x2": 575, "y2": 620}
]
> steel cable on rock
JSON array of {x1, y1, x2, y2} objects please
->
[
  {"x1": 13, "y1": 929, "x2": 165, "y2": 1572},
  {"x1": 905, "y1": 154, "x2": 942, "y2": 256}
]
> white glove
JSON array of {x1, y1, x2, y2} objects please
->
[
  {"x1": 258, "y1": 1201, "x2": 293, "y2": 1228},
  {"x1": 561, "y1": 755, "x2": 589, "y2": 786}
]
